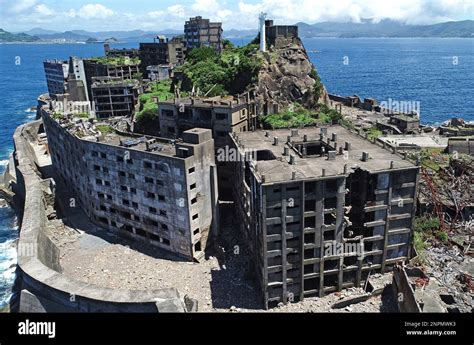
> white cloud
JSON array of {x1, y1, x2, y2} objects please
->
[
  {"x1": 77, "y1": 4, "x2": 114, "y2": 19},
  {"x1": 35, "y1": 4, "x2": 54, "y2": 16},
  {"x1": 2, "y1": 0, "x2": 473, "y2": 33},
  {"x1": 7, "y1": 0, "x2": 37, "y2": 14},
  {"x1": 167, "y1": 4, "x2": 186, "y2": 18}
]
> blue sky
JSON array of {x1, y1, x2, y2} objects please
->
[{"x1": 1, "y1": 0, "x2": 473, "y2": 32}]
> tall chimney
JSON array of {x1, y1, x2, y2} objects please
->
[{"x1": 259, "y1": 12, "x2": 267, "y2": 52}]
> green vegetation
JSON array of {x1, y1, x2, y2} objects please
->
[
  {"x1": 222, "y1": 39, "x2": 235, "y2": 49},
  {"x1": 262, "y1": 106, "x2": 318, "y2": 129},
  {"x1": 261, "y1": 103, "x2": 346, "y2": 129},
  {"x1": 132, "y1": 72, "x2": 143, "y2": 81},
  {"x1": 135, "y1": 79, "x2": 174, "y2": 127},
  {"x1": 95, "y1": 125, "x2": 115, "y2": 134},
  {"x1": 409, "y1": 148, "x2": 448, "y2": 172},
  {"x1": 413, "y1": 216, "x2": 441, "y2": 264},
  {"x1": 51, "y1": 112, "x2": 63, "y2": 120},
  {"x1": 75, "y1": 112, "x2": 90, "y2": 118},
  {"x1": 88, "y1": 56, "x2": 140, "y2": 66},
  {"x1": 311, "y1": 69, "x2": 324, "y2": 103},
  {"x1": 367, "y1": 127, "x2": 383, "y2": 141},
  {"x1": 318, "y1": 104, "x2": 343, "y2": 124},
  {"x1": 175, "y1": 44, "x2": 262, "y2": 96}
]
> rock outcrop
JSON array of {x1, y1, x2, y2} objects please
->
[{"x1": 254, "y1": 37, "x2": 328, "y2": 113}]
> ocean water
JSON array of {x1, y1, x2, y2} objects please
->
[{"x1": 0, "y1": 38, "x2": 472, "y2": 309}]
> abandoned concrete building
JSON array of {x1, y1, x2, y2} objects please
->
[
  {"x1": 264, "y1": 19, "x2": 299, "y2": 49},
  {"x1": 91, "y1": 77, "x2": 143, "y2": 118},
  {"x1": 184, "y1": 16, "x2": 223, "y2": 52},
  {"x1": 41, "y1": 103, "x2": 219, "y2": 261},
  {"x1": 66, "y1": 56, "x2": 90, "y2": 102},
  {"x1": 139, "y1": 36, "x2": 186, "y2": 77},
  {"x1": 43, "y1": 60, "x2": 69, "y2": 99},
  {"x1": 158, "y1": 95, "x2": 257, "y2": 147},
  {"x1": 230, "y1": 125, "x2": 419, "y2": 308},
  {"x1": 104, "y1": 44, "x2": 140, "y2": 58},
  {"x1": 82, "y1": 58, "x2": 140, "y2": 101},
  {"x1": 389, "y1": 115, "x2": 420, "y2": 134}
]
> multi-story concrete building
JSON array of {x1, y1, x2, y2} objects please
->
[
  {"x1": 43, "y1": 60, "x2": 69, "y2": 98},
  {"x1": 91, "y1": 77, "x2": 142, "y2": 118},
  {"x1": 139, "y1": 36, "x2": 186, "y2": 77},
  {"x1": 230, "y1": 125, "x2": 419, "y2": 308},
  {"x1": 83, "y1": 58, "x2": 141, "y2": 101},
  {"x1": 67, "y1": 56, "x2": 89, "y2": 102},
  {"x1": 184, "y1": 16, "x2": 223, "y2": 52},
  {"x1": 41, "y1": 104, "x2": 219, "y2": 261},
  {"x1": 264, "y1": 19, "x2": 299, "y2": 49},
  {"x1": 158, "y1": 95, "x2": 256, "y2": 147},
  {"x1": 146, "y1": 65, "x2": 171, "y2": 82}
]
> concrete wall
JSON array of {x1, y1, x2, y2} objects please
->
[
  {"x1": 11, "y1": 121, "x2": 187, "y2": 312},
  {"x1": 41, "y1": 107, "x2": 217, "y2": 260}
]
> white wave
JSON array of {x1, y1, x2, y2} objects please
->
[{"x1": 0, "y1": 160, "x2": 8, "y2": 167}]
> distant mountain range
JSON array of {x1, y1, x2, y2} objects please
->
[
  {"x1": 0, "y1": 28, "x2": 40, "y2": 42},
  {"x1": 2, "y1": 19, "x2": 473, "y2": 43}
]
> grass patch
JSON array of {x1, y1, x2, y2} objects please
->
[
  {"x1": 75, "y1": 112, "x2": 89, "y2": 118},
  {"x1": 95, "y1": 125, "x2": 115, "y2": 134},
  {"x1": 88, "y1": 56, "x2": 140, "y2": 66},
  {"x1": 367, "y1": 127, "x2": 382, "y2": 141},
  {"x1": 135, "y1": 79, "x2": 174, "y2": 126},
  {"x1": 412, "y1": 216, "x2": 441, "y2": 264}
]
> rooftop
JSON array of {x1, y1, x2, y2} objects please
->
[
  {"x1": 91, "y1": 77, "x2": 141, "y2": 88},
  {"x1": 48, "y1": 110, "x2": 179, "y2": 157},
  {"x1": 159, "y1": 96, "x2": 246, "y2": 109},
  {"x1": 86, "y1": 56, "x2": 141, "y2": 66},
  {"x1": 232, "y1": 125, "x2": 417, "y2": 184}
]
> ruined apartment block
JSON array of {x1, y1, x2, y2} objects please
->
[
  {"x1": 230, "y1": 125, "x2": 419, "y2": 308},
  {"x1": 41, "y1": 105, "x2": 218, "y2": 261},
  {"x1": 91, "y1": 77, "x2": 142, "y2": 118},
  {"x1": 158, "y1": 95, "x2": 257, "y2": 147}
]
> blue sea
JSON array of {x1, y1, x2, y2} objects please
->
[{"x1": 0, "y1": 38, "x2": 473, "y2": 309}]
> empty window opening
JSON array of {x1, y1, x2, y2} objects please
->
[
  {"x1": 304, "y1": 277, "x2": 320, "y2": 292},
  {"x1": 305, "y1": 200, "x2": 316, "y2": 212},
  {"x1": 194, "y1": 241, "x2": 201, "y2": 252},
  {"x1": 304, "y1": 233, "x2": 315, "y2": 244},
  {"x1": 305, "y1": 217, "x2": 316, "y2": 229}
]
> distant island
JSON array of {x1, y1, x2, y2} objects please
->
[{"x1": 1, "y1": 19, "x2": 473, "y2": 43}]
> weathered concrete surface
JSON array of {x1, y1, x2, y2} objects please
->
[{"x1": 11, "y1": 120, "x2": 187, "y2": 312}]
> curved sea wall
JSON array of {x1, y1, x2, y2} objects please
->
[{"x1": 10, "y1": 120, "x2": 187, "y2": 312}]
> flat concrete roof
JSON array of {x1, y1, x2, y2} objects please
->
[
  {"x1": 379, "y1": 135, "x2": 448, "y2": 149},
  {"x1": 232, "y1": 125, "x2": 417, "y2": 184},
  {"x1": 159, "y1": 96, "x2": 244, "y2": 109}
]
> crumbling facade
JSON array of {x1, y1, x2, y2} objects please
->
[
  {"x1": 230, "y1": 126, "x2": 419, "y2": 308},
  {"x1": 83, "y1": 58, "x2": 140, "y2": 101},
  {"x1": 43, "y1": 60, "x2": 69, "y2": 98},
  {"x1": 264, "y1": 19, "x2": 299, "y2": 49},
  {"x1": 41, "y1": 104, "x2": 219, "y2": 261},
  {"x1": 158, "y1": 95, "x2": 256, "y2": 147},
  {"x1": 91, "y1": 77, "x2": 142, "y2": 118},
  {"x1": 139, "y1": 36, "x2": 186, "y2": 77},
  {"x1": 184, "y1": 16, "x2": 223, "y2": 52}
]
